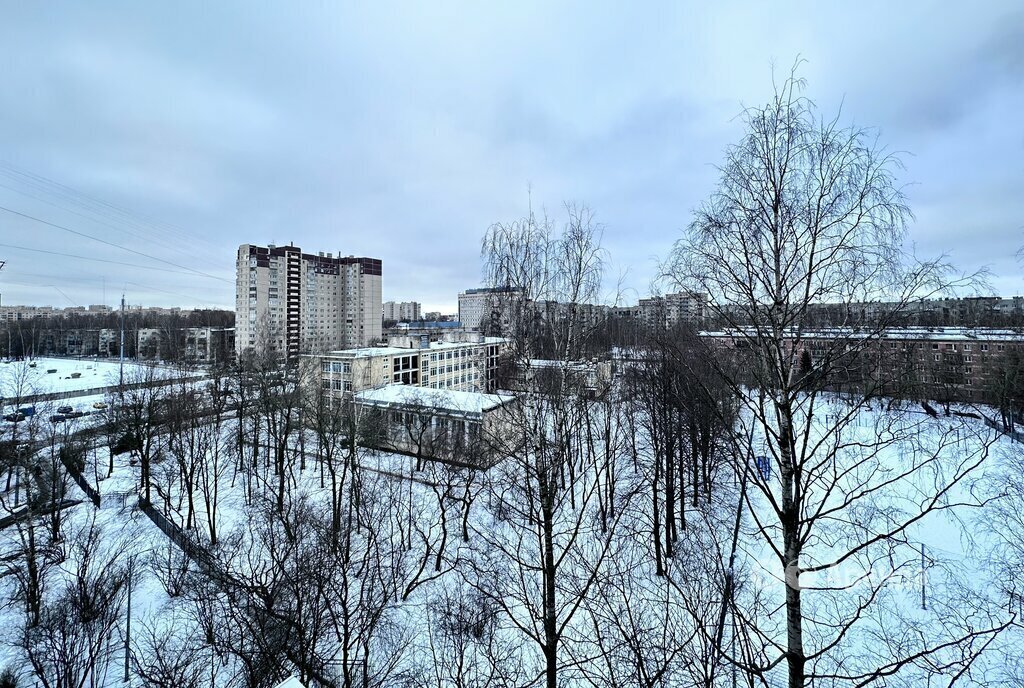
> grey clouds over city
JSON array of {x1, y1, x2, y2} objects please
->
[{"x1": 0, "y1": 1, "x2": 1022, "y2": 312}]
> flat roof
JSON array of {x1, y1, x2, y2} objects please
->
[
  {"x1": 700, "y1": 327, "x2": 1024, "y2": 342},
  {"x1": 321, "y1": 347, "x2": 415, "y2": 358},
  {"x1": 320, "y1": 337, "x2": 508, "y2": 358},
  {"x1": 355, "y1": 385, "x2": 516, "y2": 414}
]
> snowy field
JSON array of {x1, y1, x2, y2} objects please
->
[
  {"x1": 1, "y1": 357, "x2": 150, "y2": 396},
  {"x1": 2, "y1": 392, "x2": 1024, "y2": 687},
  {"x1": 1, "y1": 357, "x2": 207, "y2": 422}
]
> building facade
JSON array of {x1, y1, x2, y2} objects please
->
[
  {"x1": 307, "y1": 334, "x2": 507, "y2": 399},
  {"x1": 354, "y1": 385, "x2": 519, "y2": 468},
  {"x1": 382, "y1": 301, "x2": 422, "y2": 323},
  {"x1": 457, "y1": 287, "x2": 523, "y2": 331},
  {"x1": 638, "y1": 291, "x2": 707, "y2": 330},
  {"x1": 702, "y1": 326, "x2": 1024, "y2": 404},
  {"x1": 236, "y1": 243, "x2": 382, "y2": 360},
  {"x1": 137, "y1": 327, "x2": 235, "y2": 364}
]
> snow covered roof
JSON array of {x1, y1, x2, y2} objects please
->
[
  {"x1": 528, "y1": 358, "x2": 603, "y2": 370},
  {"x1": 273, "y1": 678, "x2": 306, "y2": 688},
  {"x1": 318, "y1": 337, "x2": 509, "y2": 359},
  {"x1": 355, "y1": 385, "x2": 516, "y2": 415},
  {"x1": 323, "y1": 346, "x2": 415, "y2": 358},
  {"x1": 700, "y1": 327, "x2": 1024, "y2": 342}
]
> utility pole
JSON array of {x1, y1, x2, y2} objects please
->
[
  {"x1": 124, "y1": 558, "x2": 133, "y2": 683},
  {"x1": 0, "y1": 260, "x2": 7, "y2": 358},
  {"x1": 119, "y1": 293, "x2": 126, "y2": 387}
]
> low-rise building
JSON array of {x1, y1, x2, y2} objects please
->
[
  {"x1": 510, "y1": 359, "x2": 614, "y2": 398},
  {"x1": 702, "y1": 326, "x2": 1024, "y2": 404},
  {"x1": 136, "y1": 327, "x2": 235, "y2": 364},
  {"x1": 308, "y1": 334, "x2": 508, "y2": 399},
  {"x1": 354, "y1": 385, "x2": 519, "y2": 467}
]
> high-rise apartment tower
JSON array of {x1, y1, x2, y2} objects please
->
[{"x1": 236, "y1": 243, "x2": 382, "y2": 359}]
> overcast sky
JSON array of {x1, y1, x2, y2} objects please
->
[{"x1": 0, "y1": 2, "x2": 1021, "y2": 313}]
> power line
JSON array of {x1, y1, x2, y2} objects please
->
[
  {"x1": 0, "y1": 204, "x2": 231, "y2": 283},
  {"x1": 0, "y1": 178, "x2": 221, "y2": 269},
  {"x1": 0, "y1": 162, "x2": 226, "y2": 264},
  {"x1": 2, "y1": 273, "x2": 229, "y2": 308},
  {"x1": 51, "y1": 286, "x2": 81, "y2": 308},
  {"x1": 0, "y1": 242, "x2": 198, "y2": 275}
]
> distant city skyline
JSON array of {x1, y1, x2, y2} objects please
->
[{"x1": 1, "y1": 2, "x2": 1021, "y2": 313}]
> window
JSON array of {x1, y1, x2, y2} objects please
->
[
  {"x1": 933, "y1": 354, "x2": 940, "y2": 361},
  {"x1": 981, "y1": 344, "x2": 989, "y2": 351},
  {"x1": 964, "y1": 344, "x2": 972, "y2": 352},
  {"x1": 932, "y1": 343, "x2": 939, "y2": 350},
  {"x1": 998, "y1": 344, "x2": 1005, "y2": 351}
]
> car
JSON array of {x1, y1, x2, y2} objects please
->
[
  {"x1": 65, "y1": 411, "x2": 86, "y2": 419},
  {"x1": 57, "y1": 405, "x2": 74, "y2": 414},
  {"x1": 3, "y1": 412, "x2": 25, "y2": 423},
  {"x1": 92, "y1": 401, "x2": 108, "y2": 410},
  {"x1": 49, "y1": 415, "x2": 67, "y2": 423}
]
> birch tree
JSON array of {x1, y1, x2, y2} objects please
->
[{"x1": 663, "y1": 66, "x2": 1005, "y2": 687}]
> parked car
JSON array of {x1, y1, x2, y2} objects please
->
[
  {"x1": 50, "y1": 415, "x2": 67, "y2": 423},
  {"x1": 65, "y1": 411, "x2": 87, "y2": 419},
  {"x1": 17, "y1": 406, "x2": 36, "y2": 417},
  {"x1": 57, "y1": 405, "x2": 74, "y2": 414},
  {"x1": 92, "y1": 401, "x2": 108, "y2": 410},
  {"x1": 3, "y1": 412, "x2": 25, "y2": 423}
]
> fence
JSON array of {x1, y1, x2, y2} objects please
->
[
  {"x1": 982, "y1": 414, "x2": 1024, "y2": 444},
  {"x1": 0, "y1": 498, "x2": 81, "y2": 531},
  {"x1": 58, "y1": 452, "x2": 101, "y2": 508},
  {"x1": 137, "y1": 499, "x2": 218, "y2": 575},
  {"x1": 102, "y1": 490, "x2": 136, "y2": 510}
]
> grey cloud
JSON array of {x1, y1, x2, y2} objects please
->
[{"x1": 0, "y1": 1, "x2": 1021, "y2": 313}]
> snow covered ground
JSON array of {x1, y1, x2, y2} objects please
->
[
  {"x1": 2, "y1": 357, "x2": 151, "y2": 396},
  {"x1": 1, "y1": 392, "x2": 1023, "y2": 686}
]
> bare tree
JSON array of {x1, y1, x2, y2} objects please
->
[
  {"x1": 108, "y1": 362, "x2": 168, "y2": 504},
  {"x1": 20, "y1": 514, "x2": 132, "y2": 688},
  {"x1": 129, "y1": 614, "x2": 210, "y2": 688},
  {"x1": 663, "y1": 65, "x2": 1005, "y2": 687},
  {"x1": 471, "y1": 204, "x2": 634, "y2": 688}
]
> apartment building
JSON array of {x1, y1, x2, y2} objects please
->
[
  {"x1": 382, "y1": 301, "x2": 421, "y2": 323},
  {"x1": 137, "y1": 327, "x2": 235, "y2": 364},
  {"x1": 637, "y1": 291, "x2": 707, "y2": 329},
  {"x1": 702, "y1": 326, "x2": 1024, "y2": 403},
  {"x1": 236, "y1": 243, "x2": 382, "y2": 359},
  {"x1": 0, "y1": 305, "x2": 60, "y2": 322},
  {"x1": 308, "y1": 333, "x2": 507, "y2": 399},
  {"x1": 457, "y1": 287, "x2": 523, "y2": 331}
]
